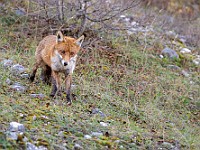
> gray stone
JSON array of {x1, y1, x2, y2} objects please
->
[
  {"x1": 27, "y1": 142, "x2": 48, "y2": 150},
  {"x1": 84, "y1": 135, "x2": 92, "y2": 139},
  {"x1": 131, "y1": 21, "x2": 138, "y2": 26},
  {"x1": 20, "y1": 73, "x2": 30, "y2": 79},
  {"x1": 193, "y1": 57, "x2": 200, "y2": 65},
  {"x1": 71, "y1": 84, "x2": 77, "y2": 91},
  {"x1": 27, "y1": 142, "x2": 39, "y2": 150},
  {"x1": 58, "y1": 131, "x2": 64, "y2": 137},
  {"x1": 161, "y1": 142, "x2": 174, "y2": 149},
  {"x1": 1, "y1": 59, "x2": 13, "y2": 68},
  {"x1": 7, "y1": 122, "x2": 25, "y2": 140},
  {"x1": 180, "y1": 48, "x2": 191, "y2": 54},
  {"x1": 10, "y1": 83, "x2": 26, "y2": 93},
  {"x1": 73, "y1": 143, "x2": 83, "y2": 150},
  {"x1": 6, "y1": 78, "x2": 12, "y2": 85},
  {"x1": 100, "y1": 122, "x2": 109, "y2": 127},
  {"x1": 114, "y1": 140, "x2": 121, "y2": 143},
  {"x1": 91, "y1": 132, "x2": 103, "y2": 137},
  {"x1": 92, "y1": 108, "x2": 106, "y2": 117},
  {"x1": 181, "y1": 70, "x2": 189, "y2": 77},
  {"x1": 92, "y1": 108, "x2": 100, "y2": 114},
  {"x1": 167, "y1": 65, "x2": 181, "y2": 71},
  {"x1": 11, "y1": 64, "x2": 26, "y2": 75},
  {"x1": 166, "y1": 31, "x2": 176, "y2": 37},
  {"x1": 161, "y1": 48, "x2": 179, "y2": 59},
  {"x1": 7, "y1": 131, "x2": 21, "y2": 140},
  {"x1": 9, "y1": 122, "x2": 25, "y2": 132},
  {"x1": 178, "y1": 35, "x2": 187, "y2": 43},
  {"x1": 30, "y1": 94, "x2": 45, "y2": 99},
  {"x1": 15, "y1": 9, "x2": 26, "y2": 16}
]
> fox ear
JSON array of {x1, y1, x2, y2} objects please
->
[
  {"x1": 75, "y1": 35, "x2": 84, "y2": 47},
  {"x1": 56, "y1": 31, "x2": 64, "y2": 43}
]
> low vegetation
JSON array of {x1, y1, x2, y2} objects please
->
[{"x1": 0, "y1": 0, "x2": 199, "y2": 149}]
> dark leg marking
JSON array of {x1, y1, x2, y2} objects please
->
[{"x1": 50, "y1": 77, "x2": 57, "y2": 97}]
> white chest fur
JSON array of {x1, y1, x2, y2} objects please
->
[{"x1": 67, "y1": 55, "x2": 77, "y2": 74}]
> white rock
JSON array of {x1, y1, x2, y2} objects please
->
[
  {"x1": 120, "y1": 15, "x2": 126, "y2": 18},
  {"x1": 7, "y1": 132, "x2": 19, "y2": 140},
  {"x1": 193, "y1": 58, "x2": 200, "y2": 65},
  {"x1": 124, "y1": 18, "x2": 130, "y2": 22},
  {"x1": 9, "y1": 122, "x2": 25, "y2": 132},
  {"x1": 58, "y1": 131, "x2": 64, "y2": 137},
  {"x1": 114, "y1": 140, "x2": 120, "y2": 143},
  {"x1": 71, "y1": 84, "x2": 77, "y2": 90},
  {"x1": 84, "y1": 135, "x2": 92, "y2": 139},
  {"x1": 180, "y1": 48, "x2": 191, "y2": 54},
  {"x1": 166, "y1": 31, "x2": 176, "y2": 37},
  {"x1": 10, "y1": 83, "x2": 26, "y2": 93},
  {"x1": 159, "y1": 55, "x2": 164, "y2": 58},
  {"x1": 100, "y1": 122, "x2": 109, "y2": 127},
  {"x1": 11, "y1": 64, "x2": 26, "y2": 75},
  {"x1": 91, "y1": 132, "x2": 103, "y2": 137},
  {"x1": 30, "y1": 94, "x2": 45, "y2": 99},
  {"x1": 6, "y1": 78, "x2": 12, "y2": 85},
  {"x1": 131, "y1": 21, "x2": 137, "y2": 26},
  {"x1": 33, "y1": 115, "x2": 37, "y2": 121},
  {"x1": 74, "y1": 143, "x2": 83, "y2": 150},
  {"x1": 1, "y1": 59, "x2": 13, "y2": 68},
  {"x1": 20, "y1": 73, "x2": 29, "y2": 79},
  {"x1": 41, "y1": 115, "x2": 49, "y2": 120},
  {"x1": 161, "y1": 48, "x2": 179, "y2": 59},
  {"x1": 189, "y1": 81, "x2": 194, "y2": 84},
  {"x1": 27, "y1": 142, "x2": 48, "y2": 150},
  {"x1": 181, "y1": 70, "x2": 189, "y2": 77},
  {"x1": 120, "y1": 145, "x2": 124, "y2": 148},
  {"x1": 26, "y1": 142, "x2": 39, "y2": 150},
  {"x1": 19, "y1": 113, "x2": 24, "y2": 117}
]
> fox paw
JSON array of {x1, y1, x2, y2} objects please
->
[
  {"x1": 49, "y1": 93, "x2": 55, "y2": 97},
  {"x1": 29, "y1": 75, "x2": 35, "y2": 82}
]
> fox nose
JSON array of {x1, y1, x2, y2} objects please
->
[{"x1": 64, "y1": 62, "x2": 68, "y2": 66}]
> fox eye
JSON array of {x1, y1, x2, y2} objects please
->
[
  {"x1": 61, "y1": 50, "x2": 65, "y2": 54},
  {"x1": 70, "y1": 52, "x2": 74, "y2": 56}
]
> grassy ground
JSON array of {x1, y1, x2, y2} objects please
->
[{"x1": 0, "y1": 6, "x2": 200, "y2": 150}]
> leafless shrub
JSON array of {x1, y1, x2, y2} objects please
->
[{"x1": 11, "y1": 0, "x2": 139, "y2": 38}]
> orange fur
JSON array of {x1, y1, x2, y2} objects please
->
[{"x1": 30, "y1": 31, "x2": 84, "y2": 105}]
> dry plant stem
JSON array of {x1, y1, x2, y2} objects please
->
[
  {"x1": 78, "y1": 0, "x2": 88, "y2": 37},
  {"x1": 42, "y1": 1, "x2": 49, "y2": 19},
  {"x1": 56, "y1": 0, "x2": 64, "y2": 23}
]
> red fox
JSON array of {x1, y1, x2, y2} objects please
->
[{"x1": 30, "y1": 31, "x2": 84, "y2": 105}]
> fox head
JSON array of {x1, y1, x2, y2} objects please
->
[{"x1": 52, "y1": 31, "x2": 84, "y2": 71}]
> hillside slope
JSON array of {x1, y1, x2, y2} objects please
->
[{"x1": 0, "y1": 1, "x2": 200, "y2": 150}]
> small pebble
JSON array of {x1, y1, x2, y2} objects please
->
[
  {"x1": 84, "y1": 135, "x2": 92, "y2": 139},
  {"x1": 100, "y1": 122, "x2": 109, "y2": 127}
]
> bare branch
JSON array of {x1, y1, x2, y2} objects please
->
[
  {"x1": 85, "y1": 1, "x2": 141, "y2": 22},
  {"x1": 56, "y1": 0, "x2": 64, "y2": 23}
]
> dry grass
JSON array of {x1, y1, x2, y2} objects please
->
[{"x1": 0, "y1": 1, "x2": 200, "y2": 149}]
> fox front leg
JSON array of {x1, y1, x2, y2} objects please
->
[
  {"x1": 40, "y1": 65, "x2": 52, "y2": 85},
  {"x1": 50, "y1": 71, "x2": 61, "y2": 97},
  {"x1": 30, "y1": 62, "x2": 40, "y2": 82},
  {"x1": 65, "y1": 74, "x2": 72, "y2": 105}
]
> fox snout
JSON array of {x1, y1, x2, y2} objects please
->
[
  {"x1": 63, "y1": 62, "x2": 68, "y2": 66},
  {"x1": 55, "y1": 51, "x2": 69, "y2": 67},
  {"x1": 61, "y1": 59, "x2": 69, "y2": 67}
]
